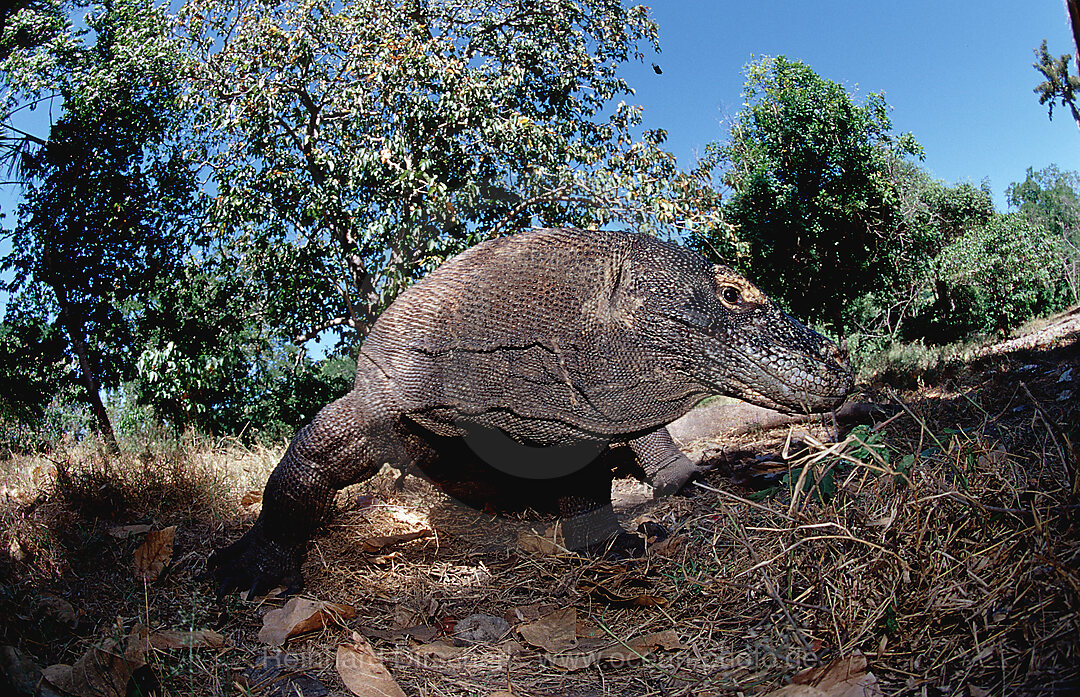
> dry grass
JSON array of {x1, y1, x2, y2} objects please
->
[{"x1": 1, "y1": 331, "x2": 1077, "y2": 696}]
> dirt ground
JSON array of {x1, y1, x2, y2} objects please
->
[{"x1": 1, "y1": 309, "x2": 1078, "y2": 696}]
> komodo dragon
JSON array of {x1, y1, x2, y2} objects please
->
[{"x1": 207, "y1": 228, "x2": 853, "y2": 597}]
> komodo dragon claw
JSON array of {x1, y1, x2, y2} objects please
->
[{"x1": 204, "y1": 522, "x2": 305, "y2": 599}]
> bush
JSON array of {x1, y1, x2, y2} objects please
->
[{"x1": 908, "y1": 213, "x2": 1072, "y2": 342}]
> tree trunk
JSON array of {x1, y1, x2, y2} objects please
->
[
  {"x1": 1068, "y1": 0, "x2": 1080, "y2": 67},
  {"x1": 63, "y1": 305, "x2": 119, "y2": 454},
  {"x1": 43, "y1": 246, "x2": 119, "y2": 453}
]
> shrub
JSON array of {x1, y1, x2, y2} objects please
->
[{"x1": 909, "y1": 213, "x2": 1072, "y2": 342}]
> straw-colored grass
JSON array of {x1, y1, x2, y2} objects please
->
[{"x1": 1, "y1": 330, "x2": 1077, "y2": 696}]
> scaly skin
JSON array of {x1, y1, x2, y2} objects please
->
[{"x1": 208, "y1": 228, "x2": 853, "y2": 597}]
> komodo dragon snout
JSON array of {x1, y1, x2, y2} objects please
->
[{"x1": 648, "y1": 263, "x2": 852, "y2": 415}]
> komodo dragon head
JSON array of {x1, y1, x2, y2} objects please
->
[{"x1": 645, "y1": 259, "x2": 853, "y2": 414}]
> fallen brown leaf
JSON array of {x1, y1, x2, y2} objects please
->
[
  {"x1": 133, "y1": 526, "x2": 176, "y2": 581},
  {"x1": 240, "y1": 489, "x2": 263, "y2": 507},
  {"x1": 148, "y1": 629, "x2": 225, "y2": 650},
  {"x1": 791, "y1": 651, "x2": 883, "y2": 697},
  {"x1": 517, "y1": 527, "x2": 565, "y2": 555},
  {"x1": 360, "y1": 529, "x2": 432, "y2": 553},
  {"x1": 412, "y1": 639, "x2": 464, "y2": 661},
  {"x1": 337, "y1": 632, "x2": 407, "y2": 697},
  {"x1": 504, "y1": 602, "x2": 556, "y2": 623},
  {"x1": 7, "y1": 536, "x2": 27, "y2": 562},
  {"x1": 34, "y1": 595, "x2": 77, "y2": 626},
  {"x1": 1, "y1": 645, "x2": 43, "y2": 695},
  {"x1": 43, "y1": 626, "x2": 149, "y2": 697},
  {"x1": 649, "y1": 534, "x2": 685, "y2": 557},
  {"x1": 577, "y1": 575, "x2": 667, "y2": 608},
  {"x1": 258, "y1": 598, "x2": 357, "y2": 647},
  {"x1": 546, "y1": 629, "x2": 686, "y2": 671},
  {"x1": 764, "y1": 687, "x2": 830, "y2": 697},
  {"x1": 516, "y1": 607, "x2": 577, "y2": 653}
]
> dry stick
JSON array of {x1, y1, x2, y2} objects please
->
[
  {"x1": 871, "y1": 409, "x2": 906, "y2": 432},
  {"x1": 1018, "y1": 380, "x2": 1077, "y2": 498},
  {"x1": 691, "y1": 481, "x2": 797, "y2": 523},
  {"x1": 715, "y1": 504, "x2": 817, "y2": 659},
  {"x1": 886, "y1": 388, "x2": 948, "y2": 454}
]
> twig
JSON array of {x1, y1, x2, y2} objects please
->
[
  {"x1": 692, "y1": 480, "x2": 796, "y2": 522},
  {"x1": 1019, "y1": 381, "x2": 1076, "y2": 498}
]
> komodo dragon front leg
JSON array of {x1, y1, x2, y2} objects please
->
[
  {"x1": 552, "y1": 428, "x2": 707, "y2": 556},
  {"x1": 207, "y1": 374, "x2": 409, "y2": 597},
  {"x1": 629, "y1": 427, "x2": 711, "y2": 497}
]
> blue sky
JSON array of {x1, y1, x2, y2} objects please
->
[
  {"x1": 1, "y1": 0, "x2": 1078, "y2": 278},
  {"x1": 622, "y1": 0, "x2": 1080, "y2": 207}
]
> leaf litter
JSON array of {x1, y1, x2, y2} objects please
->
[{"x1": 0, "y1": 320, "x2": 1078, "y2": 695}]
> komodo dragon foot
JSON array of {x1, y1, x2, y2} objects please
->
[
  {"x1": 205, "y1": 521, "x2": 306, "y2": 599},
  {"x1": 579, "y1": 521, "x2": 670, "y2": 559}
]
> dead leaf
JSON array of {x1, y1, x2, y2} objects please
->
[
  {"x1": 258, "y1": 598, "x2": 357, "y2": 647},
  {"x1": 575, "y1": 619, "x2": 602, "y2": 638},
  {"x1": 34, "y1": 595, "x2": 77, "y2": 626},
  {"x1": 8, "y1": 536, "x2": 27, "y2": 562},
  {"x1": 1, "y1": 645, "x2": 43, "y2": 695},
  {"x1": 517, "y1": 527, "x2": 565, "y2": 555},
  {"x1": 43, "y1": 626, "x2": 149, "y2": 697},
  {"x1": 412, "y1": 639, "x2": 464, "y2": 660},
  {"x1": 517, "y1": 607, "x2": 577, "y2": 653},
  {"x1": 148, "y1": 629, "x2": 225, "y2": 650},
  {"x1": 504, "y1": 602, "x2": 556, "y2": 624},
  {"x1": 976, "y1": 444, "x2": 1008, "y2": 469},
  {"x1": 337, "y1": 632, "x2": 407, "y2": 697},
  {"x1": 577, "y1": 574, "x2": 667, "y2": 608},
  {"x1": 649, "y1": 534, "x2": 685, "y2": 557},
  {"x1": 133, "y1": 526, "x2": 176, "y2": 581},
  {"x1": 108, "y1": 524, "x2": 152, "y2": 539},
  {"x1": 791, "y1": 651, "x2": 883, "y2": 697},
  {"x1": 240, "y1": 489, "x2": 263, "y2": 507},
  {"x1": 360, "y1": 529, "x2": 432, "y2": 554},
  {"x1": 546, "y1": 629, "x2": 686, "y2": 671},
  {"x1": 454, "y1": 613, "x2": 510, "y2": 644},
  {"x1": 764, "y1": 687, "x2": 830, "y2": 697},
  {"x1": 497, "y1": 639, "x2": 526, "y2": 656}
]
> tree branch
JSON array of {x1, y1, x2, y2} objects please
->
[{"x1": 294, "y1": 315, "x2": 362, "y2": 344}]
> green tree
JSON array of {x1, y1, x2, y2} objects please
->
[
  {"x1": 1007, "y1": 165, "x2": 1080, "y2": 299},
  {"x1": 179, "y1": 0, "x2": 723, "y2": 347},
  {"x1": 1032, "y1": 0, "x2": 1080, "y2": 133},
  {"x1": 846, "y1": 162, "x2": 994, "y2": 350},
  {"x1": 1, "y1": 0, "x2": 201, "y2": 449},
  {"x1": 928, "y1": 213, "x2": 1071, "y2": 338},
  {"x1": 132, "y1": 245, "x2": 355, "y2": 438},
  {"x1": 712, "y1": 56, "x2": 921, "y2": 331},
  {"x1": 0, "y1": 312, "x2": 68, "y2": 430}
]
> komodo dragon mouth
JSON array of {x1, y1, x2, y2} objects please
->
[{"x1": 655, "y1": 264, "x2": 851, "y2": 416}]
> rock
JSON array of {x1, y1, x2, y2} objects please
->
[
  {"x1": 453, "y1": 614, "x2": 510, "y2": 645},
  {"x1": 33, "y1": 596, "x2": 77, "y2": 628},
  {"x1": 0, "y1": 645, "x2": 43, "y2": 695}
]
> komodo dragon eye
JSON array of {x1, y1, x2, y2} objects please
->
[{"x1": 720, "y1": 286, "x2": 741, "y2": 306}]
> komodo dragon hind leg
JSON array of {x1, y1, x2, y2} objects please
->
[
  {"x1": 556, "y1": 463, "x2": 649, "y2": 559},
  {"x1": 206, "y1": 387, "x2": 402, "y2": 598}
]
